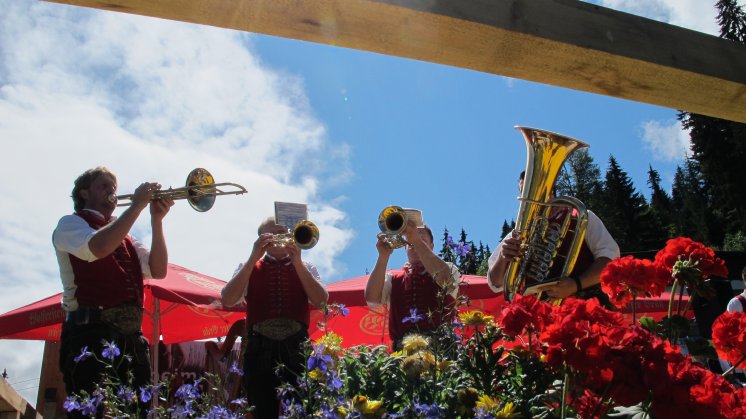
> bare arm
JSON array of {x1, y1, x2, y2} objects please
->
[
  {"x1": 487, "y1": 231, "x2": 522, "y2": 291},
  {"x1": 365, "y1": 234, "x2": 393, "y2": 304},
  {"x1": 221, "y1": 233, "x2": 273, "y2": 307},
  {"x1": 543, "y1": 257, "x2": 613, "y2": 300},
  {"x1": 147, "y1": 198, "x2": 174, "y2": 279},
  {"x1": 403, "y1": 221, "x2": 452, "y2": 288},
  {"x1": 88, "y1": 183, "x2": 157, "y2": 259},
  {"x1": 287, "y1": 245, "x2": 328, "y2": 308}
]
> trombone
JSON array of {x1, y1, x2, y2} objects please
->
[
  {"x1": 271, "y1": 220, "x2": 320, "y2": 250},
  {"x1": 113, "y1": 168, "x2": 247, "y2": 212},
  {"x1": 377, "y1": 206, "x2": 422, "y2": 249}
]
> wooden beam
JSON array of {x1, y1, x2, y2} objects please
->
[{"x1": 45, "y1": 0, "x2": 746, "y2": 123}]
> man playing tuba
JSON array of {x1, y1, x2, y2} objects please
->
[{"x1": 488, "y1": 171, "x2": 620, "y2": 307}]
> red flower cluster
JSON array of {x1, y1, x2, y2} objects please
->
[
  {"x1": 654, "y1": 237, "x2": 728, "y2": 280},
  {"x1": 499, "y1": 293, "x2": 552, "y2": 337},
  {"x1": 712, "y1": 311, "x2": 746, "y2": 365},
  {"x1": 600, "y1": 255, "x2": 671, "y2": 308}
]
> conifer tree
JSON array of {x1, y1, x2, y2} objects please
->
[
  {"x1": 438, "y1": 227, "x2": 456, "y2": 264},
  {"x1": 646, "y1": 165, "x2": 674, "y2": 243},
  {"x1": 556, "y1": 149, "x2": 604, "y2": 210}
]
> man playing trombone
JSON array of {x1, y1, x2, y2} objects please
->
[
  {"x1": 365, "y1": 217, "x2": 461, "y2": 351},
  {"x1": 221, "y1": 216, "x2": 328, "y2": 419},
  {"x1": 53, "y1": 166, "x2": 173, "y2": 417}
]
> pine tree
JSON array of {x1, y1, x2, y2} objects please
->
[
  {"x1": 438, "y1": 227, "x2": 456, "y2": 264},
  {"x1": 555, "y1": 149, "x2": 604, "y2": 209},
  {"x1": 646, "y1": 165, "x2": 674, "y2": 242},
  {"x1": 501, "y1": 220, "x2": 513, "y2": 239},
  {"x1": 457, "y1": 229, "x2": 479, "y2": 274}
]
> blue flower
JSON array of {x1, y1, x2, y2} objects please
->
[
  {"x1": 174, "y1": 383, "x2": 200, "y2": 400},
  {"x1": 474, "y1": 407, "x2": 495, "y2": 419},
  {"x1": 402, "y1": 308, "x2": 425, "y2": 324},
  {"x1": 229, "y1": 360, "x2": 244, "y2": 376},
  {"x1": 63, "y1": 396, "x2": 80, "y2": 412},
  {"x1": 307, "y1": 344, "x2": 333, "y2": 372},
  {"x1": 414, "y1": 401, "x2": 443, "y2": 418},
  {"x1": 230, "y1": 398, "x2": 248, "y2": 406},
  {"x1": 139, "y1": 386, "x2": 153, "y2": 403},
  {"x1": 337, "y1": 303, "x2": 350, "y2": 317},
  {"x1": 446, "y1": 235, "x2": 456, "y2": 249},
  {"x1": 101, "y1": 340, "x2": 121, "y2": 360},
  {"x1": 117, "y1": 386, "x2": 136, "y2": 404},
  {"x1": 79, "y1": 397, "x2": 98, "y2": 416},
  {"x1": 455, "y1": 242, "x2": 472, "y2": 257},
  {"x1": 73, "y1": 346, "x2": 93, "y2": 363}
]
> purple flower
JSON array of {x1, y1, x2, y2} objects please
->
[
  {"x1": 307, "y1": 344, "x2": 333, "y2": 372},
  {"x1": 414, "y1": 401, "x2": 443, "y2": 418},
  {"x1": 230, "y1": 398, "x2": 248, "y2": 406},
  {"x1": 337, "y1": 303, "x2": 350, "y2": 317},
  {"x1": 139, "y1": 386, "x2": 153, "y2": 403},
  {"x1": 174, "y1": 383, "x2": 200, "y2": 400},
  {"x1": 229, "y1": 360, "x2": 244, "y2": 376},
  {"x1": 455, "y1": 242, "x2": 472, "y2": 258},
  {"x1": 73, "y1": 346, "x2": 93, "y2": 363},
  {"x1": 402, "y1": 308, "x2": 425, "y2": 324},
  {"x1": 446, "y1": 235, "x2": 456, "y2": 249},
  {"x1": 78, "y1": 397, "x2": 98, "y2": 416},
  {"x1": 101, "y1": 340, "x2": 120, "y2": 360},
  {"x1": 63, "y1": 396, "x2": 80, "y2": 412},
  {"x1": 117, "y1": 386, "x2": 136, "y2": 404}
]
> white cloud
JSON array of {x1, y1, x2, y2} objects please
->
[
  {"x1": 641, "y1": 119, "x2": 692, "y2": 162},
  {"x1": 0, "y1": 0, "x2": 352, "y2": 405},
  {"x1": 596, "y1": 0, "x2": 722, "y2": 35}
]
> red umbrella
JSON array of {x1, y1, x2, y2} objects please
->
[{"x1": 0, "y1": 263, "x2": 244, "y2": 345}]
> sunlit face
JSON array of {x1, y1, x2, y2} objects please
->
[
  {"x1": 81, "y1": 173, "x2": 117, "y2": 218},
  {"x1": 260, "y1": 222, "x2": 292, "y2": 258},
  {"x1": 405, "y1": 228, "x2": 434, "y2": 264}
]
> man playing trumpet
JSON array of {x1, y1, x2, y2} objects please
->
[
  {"x1": 221, "y1": 216, "x2": 328, "y2": 419},
  {"x1": 53, "y1": 166, "x2": 173, "y2": 417},
  {"x1": 365, "y1": 215, "x2": 461, "y2": 351}
]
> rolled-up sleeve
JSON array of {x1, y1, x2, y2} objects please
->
[
  {"x1": 131, "y1": 236, "x2": 153, "y2": 279},
  {"x1": 585, "y1": 210, "x2": 620, "y2": 260},
  {"x1": 52, "y1": 215, "x2": 98, "y2": 262}
]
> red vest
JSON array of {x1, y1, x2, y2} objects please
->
[
  {"x1": 68, "y1": 211, "x2": 144, "y2": 308},
  {"x1": 244, "y1": 258, "x2": 311, "y2": 328},
  {"x1": 388, "y1": 265, "x2": 455, "y2": 342},
  {"x1": 547, "y1": 208, "x2": 594, "y2": 281}
]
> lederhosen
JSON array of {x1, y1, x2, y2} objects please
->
[
  {"x1": 242, "y1": 257, "x2": 310, "y2": 419},
  {"x1": 59, "y1": 211, "x2": 151, "y2": 419}
]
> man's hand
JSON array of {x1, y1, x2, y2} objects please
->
[
  {"x1": 131, "y1": 182, "x2": 160, "y2": 211},
  {"x1": 376, "y1": 233, "x2": 394, "y2": 257},
  {"x1": 287, "y1": 242, "x2": 303, "y2": 266},
  {"x1": 250, "y1": 233, "x2": 274, "y2": 265},
  {"x1": 150, "y1": 197, "x2": 174, "y2": 222},
  {"x1": 540, "y1": 277, "x2": 578, "y2": 300},
  {"x1": 402, "y1": 220, "x2": 423, "y2": 247},
  {"x1": 498, "y1": 230, "x2": 523, "y2": 261}
]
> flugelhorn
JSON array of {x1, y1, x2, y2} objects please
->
[
  {"x1": 502, "y1": 126, "x2": 589, "y2": 302},
  {"x1": 113, "y1": 168, "x2": 247, "y2": 212},
  {"x1": 271, "y1": 220, "x2": 320, "y2": 250},
  {"x1": 377, "y1": 206, "x2": 423, "y2": 249}
]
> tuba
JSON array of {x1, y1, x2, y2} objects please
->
[{"x1": 502, "y1": 127, "x2": 590, "y2": 302}]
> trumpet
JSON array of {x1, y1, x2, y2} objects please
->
[
  {"x1": 377, "y1": 206, "x2": 423, "y2": 249},
  {"x1": 113, "y1": 168, "x2": 247, "y2": 212},
  {"x1": 271, "y1": 220, "x2": 320, "y2": 250}
]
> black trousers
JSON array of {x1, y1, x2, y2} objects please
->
[
  {"x1": 242, "y1": 328, "x2": 308, "y2": 419},
  {"x1": 59, "y1": 321, "x2": 151, "y2": 419}
]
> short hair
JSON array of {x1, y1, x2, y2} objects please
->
[
  {"x1": 420, "y1": 224, "x2": 434, "y2": 244},
  {"x1": 71, "y1": 166, "x2": 115, "y2": 212},
  {"x1": 257, "y1": 216, "x2": 278, "y2": 235},
  {"x1": 519, "y1": 171, "x2": 525, "y2": 181}
]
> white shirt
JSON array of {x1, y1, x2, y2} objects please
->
[
  {"x1": 367, "y1": 262, "x2": 461, "y2": 307},
  {"x1": 487, "y1": 210, "x2": 620, "y2": 293},
  {"x1": 52, "y1": 209, "x2": 153, "y2": 311},
  {"x1": 726, "y1": 290, "x2": 746, "y2": 313}
]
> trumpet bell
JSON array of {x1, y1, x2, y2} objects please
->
[
  {"x1": 293, "y1": 220, "x2": 320, "y2": 250},
  {"x1": 186, "y1": 168, "x2": 217, "y2": 212},
  {"x1": 378, "y1": 205, "x2": 407, "y2": 235}
]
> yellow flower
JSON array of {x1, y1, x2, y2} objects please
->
[
  {"x1": 475, "y1": 394, "x2": 500, "y2": 411},
  {"x1": 336, "y1": 405, "x2": 348, "y2": 416},
  {"x1": 315, "y1": 332, "x2": 344, "y2": 357},
  {"x1": 352, "y1": 395, "x2": 385, "y2": 418},
  {"x1": 437, "y1": 359, "x2": 452, "y2": 371},
  {"x1": 390, "y1": 350, "x2": 406, "y2": 358},
  {"x1": 494, "y1": 402, "x2": 522, "y2": 419},
  {"x1": 402, "y1": 351, "x2": 435, "y2": 381},
  {"x1": 308, "y1": 368, "x2": 324, "y2": 381},
  {"x1": 401, "y1": 334, "x2": 430, "y2": 354},
  {"x1": 459, "y1": 310, "x2": 495, "y2": 327}
]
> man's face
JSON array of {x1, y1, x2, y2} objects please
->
[
  {"x1": 405, "y1": 228, "x2": 433, "y2": 264},
  {"x1": 260, "y1": 222, "x2": 292, "y2": 258},
  {"x1": 82, "y1": 173, "x2": 117, "y2": 217}
]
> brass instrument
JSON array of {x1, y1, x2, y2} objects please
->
[
  {"x1": 271, "y1": 220, "x2": 320, "y2": 250},
  {"x1": 503, "y1": 126, "x2": 589, "y2": 301},
  {"x1": 377, "y1": 206, "x2": 423, "y2": 249},
  {"x1": 113, "y1": 168, "x2": 247, "y2": 212}
]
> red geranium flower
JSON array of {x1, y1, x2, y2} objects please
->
[
  {"x1": 654, "y1": 237, "x2": 728, "y2": 281},
  {"x1": 499, "y1": 293, "x2": 553, "y2": 337},
  {"x1": 600, "y1": 255, "x2": 671, "y2": 308},
  {"x1": 712, "y1": 311, "x2": 746, "y2": 365}
]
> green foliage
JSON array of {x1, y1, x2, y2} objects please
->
[{"x1": 723, "y1": 231, "x2": 746, "y2": 251}]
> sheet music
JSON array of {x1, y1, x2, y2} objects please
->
[{"x1": 274, "y1": 202, "x2": 308, "y2": 229}]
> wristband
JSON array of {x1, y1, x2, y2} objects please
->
[{"x1": 571, "y1": 275, "x2": 583, "y2": 293}]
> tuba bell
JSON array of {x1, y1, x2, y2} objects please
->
[{"x1": 502, "y1": 127, "x2": 589, "y2": 302}]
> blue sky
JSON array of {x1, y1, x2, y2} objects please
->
[{"x1": 0, "y1": 0, "x2": 740, "y2": 404}]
